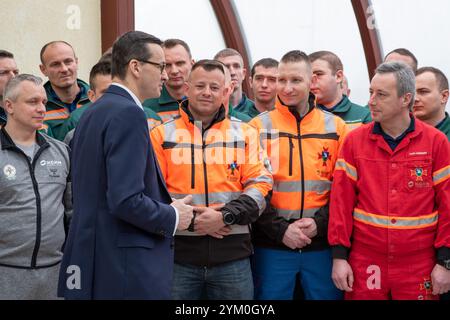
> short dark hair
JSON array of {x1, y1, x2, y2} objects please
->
[
  {"x1": 163, "y1": 39, "x2": 192, "y2": 59},
  {"x1": 280, "y1": 50, "x2": 311, "y2": 66},
  {"x1": 385, "y1": 48, "x2": 418, "y2": 72},
  {"x1": 214, "y1": 48, "x2": 242, "y2": 61},
  {"x1": 111, "y1": 31, "x2": 163, "y2": 80},
  {"x1": 251, "y1": 58, "x2": 279, "y2": 78},
  {"x1": 40, "y1": 41, "x2": 76, "y2": 64},
  {"x1": 309, "y1": 51, "x2": 343, "y2": 75},
  {"x1": 98, "y1": 47, "x2": 112, "y2": 63},
  {"x1": 416, "y1": 67, "x2": 449, "y2": 92},
  {"x1": 89, "y1": 61, "x2": 112, "y2": 90},
  {"x1": 190, "y1": 59, "x2": 225, "y2": 76},
  {"x1": 0, "y1": 50, "x2": 14, "y2": 60}
]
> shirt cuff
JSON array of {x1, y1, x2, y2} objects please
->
[
  {"x1": 331, "y1": 245, "x2": 350, "y2": 260},
  {"x1": 170, "y1": 204, "x2": 179, "y2": 236},
  {"x1": 437, "y1": 247, "x2": 450, "y2": 261}
]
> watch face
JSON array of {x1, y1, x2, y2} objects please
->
[
  {"x1": 224, "y1": 212, "x2": 235, "y2": 225},
  {"x1": 445, "y1": 260, "x2": 450, "y2": 270}
]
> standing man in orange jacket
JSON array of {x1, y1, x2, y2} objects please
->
[
  {"x1": 250, "y1": 51, "x2": 348, "y2": 300},
  {"x1": 329, "y1": 62, "x2": 450, "y2": 300},
  {"x1": 151, "y1": 59, "x2": 272, "y2": 300}
]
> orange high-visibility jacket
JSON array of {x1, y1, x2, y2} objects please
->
[
  {"x1": 328, "y1": 119, "x2": 450, "y2": 260},
  {"x1": 250, "y1": 95, "x2": 348, "y2": 250},
  {"x1": 150, "y1": 101, "x2": 273, "y2": 266}
]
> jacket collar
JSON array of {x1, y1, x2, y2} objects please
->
[
  {"x1": 436, "y1": 112, "x2": 450, "y2": 131},
  {"x1": 276, "y1": 93, "x2": 317, "y2": 122},
  {"x1": 235, "y1": 93, "x2": 250, "y2": 109},
  {"x1": 318, "y1": 95, "x2": 351, "y2": 113},
  {"x1": 179, "y1": 100, "x2": 226, "y2": 130},
  {"x1": 44, "y1": 79, "x2": 90, "y2": 109},
  {"x1": 158, "y1": 85, "x2": 183, "y2": 105},
  {"x1": 368, "y1": 114, "x2": 422, "y2": 154},
  {"x1": 1, "y1": 126, "x2": 49, "y2": 150}
]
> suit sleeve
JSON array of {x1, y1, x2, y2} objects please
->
[
  {"x1": 104, "y1": 106, "x2": 176, "y2": 237},
  {"x1": 432, "y1": 134, "x2": 450, "y2": 259},
  {"x1": 328, "y1": 129, "x2": 357, "y2": 260}
]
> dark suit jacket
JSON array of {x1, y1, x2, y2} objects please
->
[{"x1": 58, "y1": 85, "x2": 176, "y2": 299}]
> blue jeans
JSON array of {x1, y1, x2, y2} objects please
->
[
  {"x1": 252, "y1": 247, "x2": 343, "y2": 300},
  {"x1": 172, "y1": 258, "x2": 253, "y2": 300}
]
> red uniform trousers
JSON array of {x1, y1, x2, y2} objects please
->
[{"x1": 346, "y1": 243, "x2": 438, "y2": 300}]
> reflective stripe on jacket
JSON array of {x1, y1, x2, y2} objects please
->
[
  {"x1": 250, "y1": 95, "x2": 347, "y2": 221},
  {"x1": 329, "y1": 119, "x2": 450, "y2": 259},
  {"x1": 151, "y1": 100, "x2": 273, "y2": 266}
]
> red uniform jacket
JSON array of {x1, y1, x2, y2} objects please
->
[{"x1": 329, "y1": 119, "x2": 450, "y2": 259}]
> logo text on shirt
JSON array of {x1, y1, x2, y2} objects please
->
[{"x1": 40, "y1": 160, "x2": 62, "y2": 167}]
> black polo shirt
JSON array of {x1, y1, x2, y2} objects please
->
[{"x1": 372, "y1": 116, "x2": 415, "y2": 151}]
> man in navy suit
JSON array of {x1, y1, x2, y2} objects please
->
[{"x1": 57, "y1": 31, "x2": 194, "y2": 299}]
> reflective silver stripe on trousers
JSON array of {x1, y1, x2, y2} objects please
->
[
  {"x1": 176, "y1": 224, "x2": 250, "y2": 236},
  {"x1": 335, "y1": 159, "x2": 358, "y2": 180},
  {"x1": 273, "y1": 180, "x2": 331, "y2": 194},
  {"x1": 244, "y1": 187, "x2": 266, "y2": 213},
  {"x1": 275, "y1": 207, "x2": 321, "y2": 220},
  {"x1": 433, "y1": 167, "x2": 450, "y2": 183},
  {"x1": 170, "y1": 191, "x2": 242, "y2": 206},
  {"x1": 322, "y1": 111, "x2": 337, "y2": 133},
  {"x1": 353, "y1": 211, "x2": 438, "y2": 228}
]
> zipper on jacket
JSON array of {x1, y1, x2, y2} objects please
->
[
  {"x1": 11, "y1": 146, "x2": 46, "y2": 268},
  {"x1": 191, "y1": 143, "x2": 195, "y2": 189},
  {"x1": 296, "y1": 121, "x2": 306, "y2": 219},
  {"x1": 288, "y1": 137, "x2": 294, "y2": 176},
  {"x1": 201, "y1": 134, "x2": 210, "y2": 207}
]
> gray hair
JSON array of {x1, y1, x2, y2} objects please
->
[
  {"x1": 3, "y1": 74, "x2": 43, "y2": 102},
  {"x1": 375, "y1": 62, "x2": 416, "y2": 110}
]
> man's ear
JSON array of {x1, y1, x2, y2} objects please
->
[
  {"x1": 335, "y1": 70, "x2": 344, "y2": 85},
  {"x1": 87, "y1": 89, "x2": 95, "y2": 102},
  {"x1": 441, "y1": 89, "x2": 449, "y2": 105},
  {"x1": 403, "y1": 92, "x2": 413, "y2": 109},
  {"x1": 242, "y1": 67, "x2": 247, "y2": 79},
  {"x1": 3, "y1": 99, "x2": 13, "y2": 115},
  {"x1": 249, "y1": 76, "x2": 254, "y2": 89},
  {"x1": 129, "y1": 60, "x2": 140, "y2": 78},
  {"x1": 39, "y1": 64, "x2": 47, "y2": 77},
  {"x1": 183, "y1": 81, "x2": 190, "y2": 95}
]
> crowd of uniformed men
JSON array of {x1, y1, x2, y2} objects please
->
[{"x1": 0, "y1": 32, "x2": 449, "y2": 300}]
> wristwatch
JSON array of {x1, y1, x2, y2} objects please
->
[
  {"x1": 222, "y1": 209, "x2": 236, "y2": 226},
  {"x1": 437, "y1": 259, "x2": 450, "y2": 270}
]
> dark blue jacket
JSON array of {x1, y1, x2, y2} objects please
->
[{"x1": 58, "y1": 85, "x2": 176, "y2": 299}]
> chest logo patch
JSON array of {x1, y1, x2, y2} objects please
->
[
  {"x1": 318, "y1": 147, "x2": 332, "y2": 167},
  {"x1": 411, "y1": 167, "x2": 427, "y2": 182},
  {"x1": 3, "y1": 164, "x2": 17, "y2": 181},
  {"x1": 227, "y1": 161, "x2": 240, "y2": 182}
]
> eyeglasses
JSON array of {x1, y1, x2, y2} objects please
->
[{"x1": 137, "y1": 59, "x2": 166, "y2": 74}]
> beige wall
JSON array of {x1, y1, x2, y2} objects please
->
[{"x1": 0, "y1": 0, "x2": 101, "y2": 85}]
